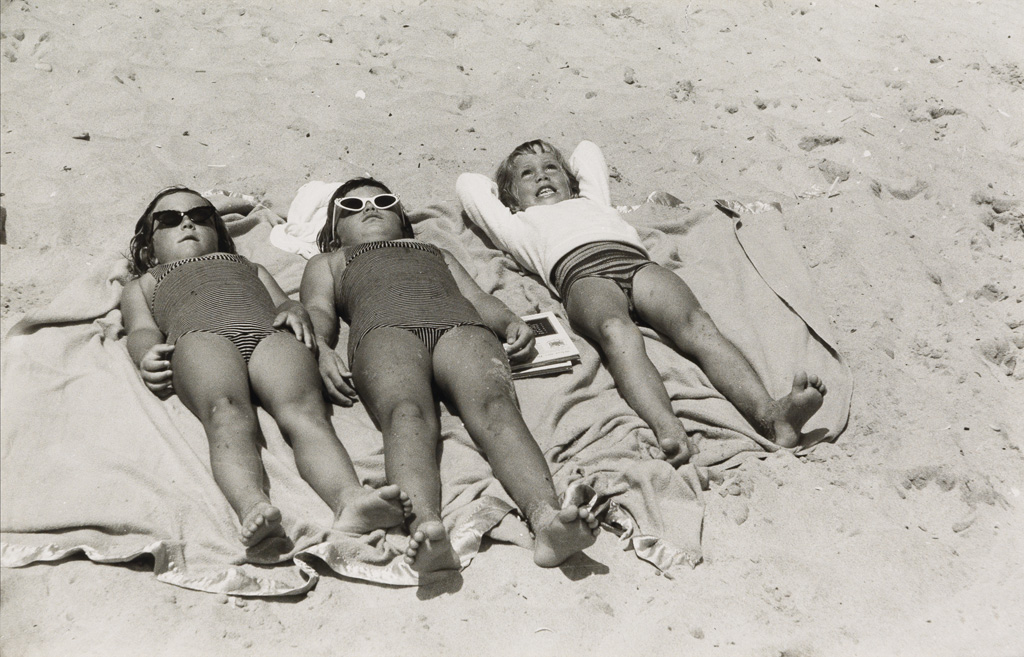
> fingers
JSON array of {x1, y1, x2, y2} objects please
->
[
  {"x1": 504, "y1": 323, "x2": 535, "y2": 359},
  {"x1": 151, "y1": 343, "x2": 175, "y2": 358},
  {"x1": 319, "y1": 353, "x2": 358, "y2": 407},
  {"x1": 290, "y1": 317, "x2": 311, "y2": 349},
  {"x1": 324, "y1": 383, "x2": 355, "y2": 407},
  {"x1": 142, "y1": 369, "x2": 174, "y2": 384},
  {"x1": 275, "y1": 311, "x2": 315, "y2": 350},
  {"x1": 323, "y1": 378, "x2": 358, "y2": 407}
]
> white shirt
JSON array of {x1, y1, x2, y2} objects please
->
[{"x1": 457, "y1": 141, "x2": 646, "y2": 292}]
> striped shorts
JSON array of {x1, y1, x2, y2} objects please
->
[{"x1": 550, "y1": 241, "x2": 655, "y2": 316}]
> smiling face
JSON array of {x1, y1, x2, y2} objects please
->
[
  {"x1": 149, "y1": 191, "x2": 220, "y2": 264},
  {"x1": 332, "y1": 184, "x2": 407, "y2": 246},
  {"x1": 510, "y1": 151, "x2": 573, "y2": 210}
]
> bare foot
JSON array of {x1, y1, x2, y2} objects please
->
[
  {"x1": 334, "y1": 485, "x2": 412, "y2": 535},
  {"x1": 769, "y1": 372, "x2": 827, "y2": 448},
  {"x1": 239, "y1": 501, "x2": 284, "y2": 547},
  {"x1": 532, "y1": 506, "x2": 600, "y2": 568},
  {"x1": 651, "y1": 424, "x2": 699, "y2": 466},
  {"x1": 404, "y1": 521, "x2": 460, "y2": 574}
]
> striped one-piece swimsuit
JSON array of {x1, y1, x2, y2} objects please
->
[
  {"x1": 150, "y1": 253, "x2": 280, "y2": 362},
  {"x1": 338, "y1": 240, "x2": 486, "y2": 365}
]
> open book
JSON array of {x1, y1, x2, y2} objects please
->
[{"x1": 511, "y1": 311, "x2": 581, "y2": 379}]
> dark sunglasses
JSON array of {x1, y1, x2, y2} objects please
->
[
  {"x1": 334, "y1": 194, "x2": 399, "y2": 213},
  {"x1": 151, "y1": 205, "x2": 218, "y2": 229}
]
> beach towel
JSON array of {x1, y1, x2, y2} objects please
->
[
  {"x1": 412, "y1": 194, "x2": 852, "y2": 573},
  {"x1": 0, "y1": 211, "x2": 515, "y2": 595},
  {"x1": 268, "y1": 181, "x2": 337, "y2": 259},
  {"x1": 1, "y1": 194, "x2": 852, "y2": 590}
]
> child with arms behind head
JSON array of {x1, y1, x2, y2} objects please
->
[
  {"x1": 300, "y1": 177, "x2": 599, "y2": 575},
  {"x1": 457, "y1": 140, "x2": 827, "y2": 462},
  {"x1": 121, "y1": 187, "x2": 410, "y2": 547}
]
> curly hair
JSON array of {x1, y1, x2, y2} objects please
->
[
  {"x1": 494, "y1": 139, "x2": 579, "y2": 213},
  {"x1": 315, "y1": 177, "x2": 414, "y2": 254},
  {"x1": 127, "y1": 186, "x2": 235, "y2": 278}
]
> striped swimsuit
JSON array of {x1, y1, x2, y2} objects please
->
[
  {"x1": 150, "y1": 253, "x2": 281, "y2": 362},
  {"x1": 550, "y1": 241, "x2": 656, "y2": 318},
  {"x1": 338, "y1": 240, "x2": 486, "y2": 365}
]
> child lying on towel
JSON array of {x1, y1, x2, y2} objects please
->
[
  {"x1": 457, "y1": 140, "x2": 828, "y2": 463},
  {"x1": 120, "y1": 186, "x2": 411, "y2": 547},
  {"x1": 299, "y1": 176, "x2": 599, "y2": 574}
]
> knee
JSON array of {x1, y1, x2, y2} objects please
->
[
  {"x1": 205, "y1": 395, "x2": 257, "y2": 431},
  {"x1": 671, "y1": 305, "x2": 717, "y2": 341},
  {"x1": 475, "y1": 381, "x2": 519, "y2": 419},
  {"x1": 384, "y1": 400, "x2": 435, "y2": 431},
  {"x1": 594, "y1": 316, "x2": 643, "y2": 349},
  {"x1": 272, "y1": 392, "x2": 330, "y2": 426}
]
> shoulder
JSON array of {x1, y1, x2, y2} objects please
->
[
  {"x1": 121, "y1": 273, "x2": 155, "y2": 311},
  {"x1": 123, "y1": 275, "x2": 148, "y2": 296},
  {"x1": 307, "y1": 250, "x2": 346, "y2": 276}
]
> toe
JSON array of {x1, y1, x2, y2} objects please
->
[{"x1": 378, "y1": 484, "x2": 401, "y2": 500}]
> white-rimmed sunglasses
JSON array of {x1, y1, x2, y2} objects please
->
[{"x1": 334, "y1": 194, "x2": 400, "y2": 213}]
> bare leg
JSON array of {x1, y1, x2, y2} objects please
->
[
  {"x1": 565, "y1": 278, "x2": 697, "y2": 465},
  {"x1": 632, "y1": 265, "x2": 826, "y2": 447},
  {"x1": 433, "y1": 326, "x2": 598, "y2": 567},
  {"x1": 171, "y1": 332, "x2": 283, "y2": 546},
  {"x1": 248, "y1": 332, "x2": 410, "y2": 534},
  {"x1": 351, "y1": 328, "x2": 459, "y2": 574}
]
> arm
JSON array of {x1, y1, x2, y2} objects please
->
[
  {"x1": 569, "y1": 140, "x2": 612, "y2": 207},
  {"x1": 121, "y1": 278, "x2": 175, "y2": 398},
  {"x1": 456, "y1": 172, "x2": 530, "y2": 252},
  {"x1": 256, "y1": 263, "x2": 314, "y2": 350},
  {"x1": 206, "y1": 192, "x2": 287, "y2": 225},
  {"x1": 442, "y1": 249, "x2": 534, "y2": 362},
  {"x1": 299, "y1": 254, "x2": 358, "y2": 406}
]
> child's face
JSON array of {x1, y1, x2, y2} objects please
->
[
  {"x1": 150, "y1": 192, "x2": 220, "y2": 264},
  {"x1": 510, "y1": 151, "x2": 572, "y2": 210},
  {"x1": 333, "y1": 185, "x2": 406, "y2": 245}
]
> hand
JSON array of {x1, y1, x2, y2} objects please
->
[
  {"x1": 264, "y1": 211, "x2": 286, "y2": 226},
  {"x1": 503, "y1": 319, "x2": 535, "y2": 363},
  {"x1": 273, "y1": 307, "x2": 315, "y2": 350},
  {"x1": 318, "y1": 349, "x2": 358, "y2": 407},
  {"x1": 139, "y1": 343, "x2": 175, "y2": 398}
]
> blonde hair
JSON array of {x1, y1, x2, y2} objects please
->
[{"x1": 494, "y1": 139, "x2": 579, "y2": 213}]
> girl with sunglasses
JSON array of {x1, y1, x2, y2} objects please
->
[
  {"x1": 300, "y1": 177, "x2": 599, "y2": 575},
  {"x1": 121, "y1": 186, "x2": 412, "y2": 548}
]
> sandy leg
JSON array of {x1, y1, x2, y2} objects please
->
[
  {"x1": 404, "y1": 521, "x2": 460, "y2": 574},
  {"x1": 768, "y1": 372, "x2": 828, "y2": 448},
  {"x1": 532, "y1": 506, "x2": 600, "y2": 568},
  {"x1": 333, "y1": 484, "x2": 412, "y2": 535},
  {"x1": 239, "y1": 502, "x2": 284, "y2": 547}
]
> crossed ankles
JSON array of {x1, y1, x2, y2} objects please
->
[
  {"x1": 404, "y1": 520, "x2": 460, "y2": 574},
  {"x1": 333, "y1": 484, "x2": 413, "y2": 535},
  {"x1": 239, "y1": 501, "x2": 284, "y2": 547},
  {"x1": 531, "y1": 505, "x2": 600, "y2": 568}
]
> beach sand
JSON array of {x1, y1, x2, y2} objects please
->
[{"x1": 1, "y1": 1, "x2": 1022, "y2": 655}]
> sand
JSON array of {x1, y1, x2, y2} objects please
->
[{"x1": 1, "y1": 0, "x2": 1022, "y2": 655}]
